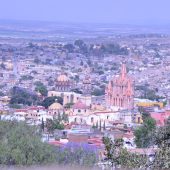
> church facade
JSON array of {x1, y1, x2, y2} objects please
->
[{"x1": 105, "y1": 64, "x2": 134, "y2": 110}]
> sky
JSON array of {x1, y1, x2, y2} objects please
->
[{"x1": 0, "y1": 0, "x2": 170, "y2": 25}]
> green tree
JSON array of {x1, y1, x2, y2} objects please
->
[
  {"x1": 96, "y1": 121, "x2": 98, "y2": 129},
  {"x1": 10, "y1": 86, "x2": 39, "y2": 106},
  {"x1": 103, "y1": 137, "x2": 148, "y2": 169},
  {"x1": 41, "y1": 118, "x2": 44, "y2": 132},
  {"x1": 35, "y1": 81, "x2": 48, "y2": 96},
  {"x1": 0, "y1": 121, "x2": 56, "y2": 165},
  {"x1": 134, "y1": 117, "x2": 156, "y2": 148},
  {"x1": 103, "y1": 121, "x2": 106, "y2": 130},
  {"x1": 41, "y1": 96, "x2": 63, "y2": 109},
  {"x1": 99, "y1": 120, "x2": 102, "y2": 131}
]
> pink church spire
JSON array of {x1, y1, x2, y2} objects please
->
[{"x1": 121, "y1": 63, "x2": 127, "y2": 80}]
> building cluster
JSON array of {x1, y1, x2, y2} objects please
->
[{"x1": 0, "y1": 34, "x2": 170, "y2": 160}]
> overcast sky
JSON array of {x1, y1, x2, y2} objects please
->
[{"x1": 0, "y1": 0, "x2": 170, "y2": 25}]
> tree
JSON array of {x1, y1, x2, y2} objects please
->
[
  {"x1": 103, "y1": 137, "x2": 148, "y2": 169},
  {"x1": 0, "y1": 63, "x2": 6, "y2": 69},
  {"x1": 91, "y1": 88, "x2": 105, "y2": 96},
  {"x1": 63, "y1": 44, "x2": 75, "y2": 53},
  {"x1": 56, "y1": 143, "x2": 98, "y2": 167},
  {"x1": 0, "y1": 121, "x2": 56, "y2": 165},
  {"x1": 151, "y1": 117, "x2": 170, "y2": 169},
  {"x1": 96, "y1": 121, "x2": 98, "y2": 129},
  {"x1": 41, "y1": 118, "x2": 44, "y2": 132},
  {"x1": 134, "y1": 117, "x2": 156, "y2": 148},
  {"x1": 99, "y1": 120, "x2": 102, "y2": 131},
  {"x1": 103, "y1": 121, "x2": 106, "y2": 130},
  {"x1": 62, "y1": 112, "x2": 68, "y2": 122},
  {"x1": 34, "y1": 81, "x2": 48, "y2": 97},
  {"x1": 41, "y1": 96, "x2": 63, "y2": 109},
  {"x1": 10, "y1": 86, "x2": 39, "y2": 106},
  {"x1": 34, "y1": 57, "x2": 41, "y2": 64}
]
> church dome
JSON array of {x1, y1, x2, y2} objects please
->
[
  {"x1": 57, "y1": 74, "x2": 69, "y2": 82},
  {"x1": 49, "y1": 102, "x2": 63, "y2": 110}
]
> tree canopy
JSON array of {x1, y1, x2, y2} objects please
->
[
  {"x1": 0, "y1": 121, "x2": 56, "y2": 165},
  {"x1": 41, "y1": 96, "x2": 63, "y2": 109},
  {"x1": 134, "y1": 117, "x2": 156, "y2": 148}
]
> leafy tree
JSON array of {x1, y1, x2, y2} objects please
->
[
  {"x1": 71, "y1": 88, "x2": 83, "y2": 94},
  {"x1": 99, "y1": 120, "x2": 102, "y2": 131},
  {"x1": 62, "y1": 112, "x2": 68, "y2": 122},
  {"x1": 34, "y1": 81, "x2": 48, "y2": 96},
  {"x1": 41, "y1": 118, "x2": 44, "y2": 132},
  {"x1": 64, "y1": 102, "x2": 74, "y2": 109},
  {"x1": 0, "y1": 63, "x2": 6, "y2": 69},
  {"x1": 134, "y1": 117, "x2": 156, "y2": 148},
  {"x1": 41, "y1": 96, "x2": 63, "y2": 109},
  {"x1": 0, "y1": 121, "x2": 56, "y2": 165},
  {"x1": 103, "y1": 121, "x2": 106, "y2": 130},
  {"x1": 63, "y1": 44, "x2": 75, "y2": 53},
  {"x1": 20, "y1": 75, "x2": 33, "y2": 81},
  {"x1": 34, "y1": 57, "x2": 40, "y2": 64},
  {"x1": 96, "y1": 121, "x2": 98, "y2": 129},
  {"x1": 151, "y1": 117, "x2": 170, "y2": 169},
  {"x1": 103, "y1": 137, "x2": 148, "y2": 169},
  {"x1": 56, "y1": 143, "x2": 98, "y2": 167},
  {"x1": 10, "y1": 86, "x2": 39, "y2": 106},
  {"x1": 46, "y1": 118, "x2": 64, "y2": 133},
  {"x1": 91, "y1": 88, "x2": 105, "y2": 96}
]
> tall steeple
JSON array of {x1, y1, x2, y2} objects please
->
[{"x1": 121, "y1": 63, "x2": 127, "y2": 80}]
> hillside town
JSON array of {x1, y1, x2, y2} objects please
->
[{"x1": 0, "y1": 33, "x2": 170, "y2": 168}]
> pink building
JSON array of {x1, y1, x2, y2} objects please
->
[
  {"x1": 105, "y1": 64, "x2": 134, "y2": 110},
  {"x1": 150, "y1": 110, "x2": 170, "y2": 126}
]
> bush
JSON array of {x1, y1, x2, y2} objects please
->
[{"x1": 0, "y1": 121, "x2": 56, "y2": 165}]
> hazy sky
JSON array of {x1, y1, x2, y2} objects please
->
[{"x1": 0, "y1": 0, "x2": 170, "y2": 24}]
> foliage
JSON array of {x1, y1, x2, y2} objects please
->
[
  {"x1": 34, "y1": 57, "x2": 41, "y2": 64},
  {"x1": 151, "y1": 117, "x2": 170, "y2": 169},
  {"x1": 103, "y1": 44, "x2": 129, "y2": 55},
  {"x1": 20, "y1": 75, "x2": 33, "y2": 81},
  {"x1": 55, "y1": 142, "x2": 98, "y2": 167},
  {"x1": 91, "y1": 88, "x2": 105, "y2": 96},
  {"x1": 140, "y1": 88, "x2": 164, "y2": 101},
  {"x1": 0, "y1": 63, "x2": 6, "y2": 69},
  {"x1": 0, "y1": 91, "x2": 5, "y2": 96},
  {"x1": 103, "y1": 137, "x2": 148, "y2": 169},
  {"x1": 71, "y1": 88, "x2": 83, "y2": 94},
  {"x1": 34, "y1": 81, "x2": 48, "y2": 96},
  {"x1": 41, "y1": 96, "x2": 63, "y2": 109},
  {"x1": 10, "y1": 86, "x2": 39, "y2": 106},
  {"x1": 134, "y1": 117, "x2": 156, "y2": 148},
  {"x1": 63, "y1": 44, "x2": 75, "y2": 53},
  {"x1": 46, "y1": 118, "x2": 65, "y2": 133},
  {"x1": 0, "y1": 121, "x2": 56, "y2": 165},
  {"x1": 64, "y1": 102, "x2": 74, "y2": 109}
]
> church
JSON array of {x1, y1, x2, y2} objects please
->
[{"x1": 105, "y1": 63, "x2": 134, "y2": 110}]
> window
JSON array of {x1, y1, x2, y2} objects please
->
[
  {"x1": 78, "y1": 109, "x2": 81, "y2": 113},
  {"x1": 91, "y1": 117, "x2": 94, "y2": 123}
]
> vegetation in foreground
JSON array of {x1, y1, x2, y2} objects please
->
[
  {"x1": 0, "y1": 121, "x2": 98, "y2": 167},
  {"x1": 103, "y1": 117, "x2": 170, "y2": 170}
]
